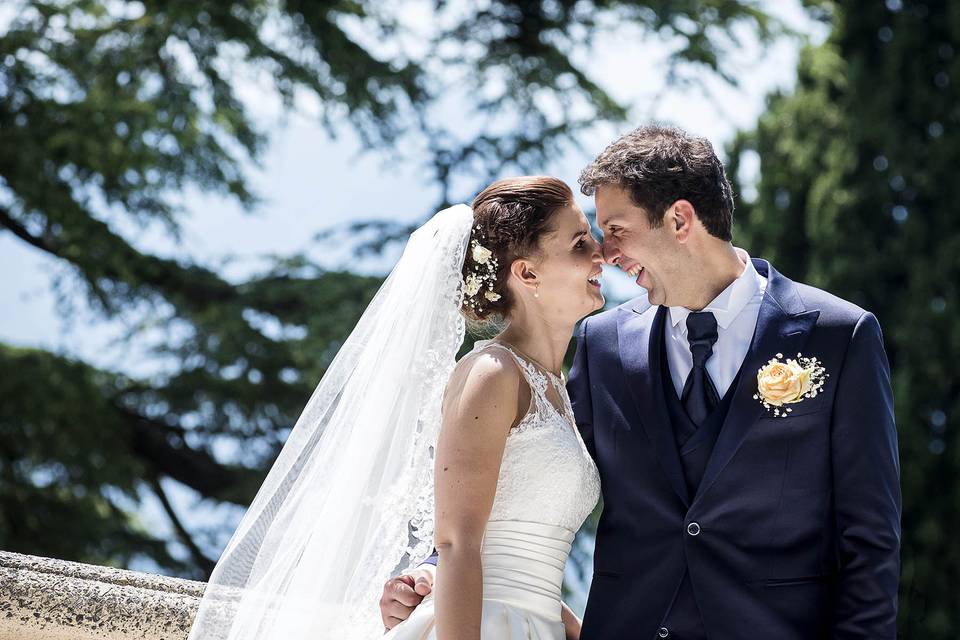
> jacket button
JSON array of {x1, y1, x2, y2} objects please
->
[
  {"x1": 687, "y1": 522, "x2": 701, "y2": 536},
  {"x1": 658, "y1": 627, "x2": 670, "y2": 638}
]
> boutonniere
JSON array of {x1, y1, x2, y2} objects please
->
[{"x1": 753, "y1": 353, "x2": 828, "y2": 417}]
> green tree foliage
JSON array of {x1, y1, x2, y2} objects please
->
[
  {"x1": 0, "y1": 0, "x2": 776, "y2": 577},
  {"x1": 728, "y1": 1, "x2": 959, "y2": 635}
]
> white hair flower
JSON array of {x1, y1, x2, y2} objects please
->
[
  {"x1": 463, "y1": 237, "x2": 500, "y2": 312},
  {"x1": 472, "y1": 243, "x2": 493, "y2": 264},
  {"x1": 463, "y1": 274, "x2": 482, "y2": 297}
]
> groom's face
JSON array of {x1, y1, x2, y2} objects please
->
[{"x1": 595, "y1": 184, "x2": 684, "y2": 307}]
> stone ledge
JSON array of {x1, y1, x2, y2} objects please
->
[{"x1": 0, "y1": 550, "x2": 205, "y2": 640}]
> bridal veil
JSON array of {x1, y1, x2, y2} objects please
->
[{"x1": 187, "y1": 205, "x2": 474, "y2": 639}]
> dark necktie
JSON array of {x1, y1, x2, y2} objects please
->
[{"x1": 681, "y1": 311, "x2": 720, "y2": 427}]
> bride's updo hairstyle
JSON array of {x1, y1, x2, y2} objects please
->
[{"x1": 460, "y1": 176, "x2": 574, "y2": 328}]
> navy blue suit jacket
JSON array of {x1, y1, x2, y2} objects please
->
[{"x1": 569, "y1": 259, "x2": 901, "y2": 639}]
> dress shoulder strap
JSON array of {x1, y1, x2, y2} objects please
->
[
  {"x1": 468, "y1": 340, "x2": 578, "y2": 432},
  {"x1": 470, "y1": 340, "x2": 551, "y2": 407}
]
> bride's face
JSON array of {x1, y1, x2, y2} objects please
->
[{"x1": 519, "y1": 204, "x2": 604, "y2": 321}]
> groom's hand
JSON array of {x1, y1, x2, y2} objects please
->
[{"x1": 380, "y1": 568, "x2": 434, "y2": 630}]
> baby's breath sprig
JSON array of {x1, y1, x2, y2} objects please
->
[{"x1": 462, "y1": 226, "x2": 500, "y2": 314}]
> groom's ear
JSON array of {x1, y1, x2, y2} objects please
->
[{"x1": 668, "y1": 200, "x2": 696, "y2": 243}]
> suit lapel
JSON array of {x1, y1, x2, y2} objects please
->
[
  {"x1": 617, "y1": 304, "x2": 690, "y2": 507},
  {"x1": 690, "y1": 259, "x2": 820, "y2": 509}
]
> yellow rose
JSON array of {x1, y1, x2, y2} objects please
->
[{"x1": 757, "y1": 360, "x2": 813, "y2": 406}]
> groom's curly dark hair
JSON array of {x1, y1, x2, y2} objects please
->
[{"x1": 579, "y1": 124, "x2": 734, "y2": 241}]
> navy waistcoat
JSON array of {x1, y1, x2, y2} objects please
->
[{"x1": 659, "y1": 319, "x2": 742, "y2": 639}]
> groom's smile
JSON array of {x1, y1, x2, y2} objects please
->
[
  {"x1": 611, "y1": 254, "x2": 647, "y2": 289},
  {"x1": 599, "y1": 234, "x2": 644, "y2": 282},
  {"x1": 593, "y1": 184, "x2": 672, "y2": 301},
  {"x1": 622, "y1": 262, "x2": 645, "y2": 282}
]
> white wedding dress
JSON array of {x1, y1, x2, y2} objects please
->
[
  {"x1": 187, "y1": 206, "x2": 598, "y2": 640},
  {"x1": 385, "y1": 339, "x2": 601, "y2": 640}
]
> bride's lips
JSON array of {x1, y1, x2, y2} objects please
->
[{"x1": 587, "y1": 271, "x2": 602, "y2": 288}]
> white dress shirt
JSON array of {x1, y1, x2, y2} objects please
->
[{"x1": 664, "y1": 248, "x2": 768, "y2": 399}]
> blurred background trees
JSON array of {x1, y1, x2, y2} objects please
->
[
  {"x1": 728, "y1": 0, "x2": 958, "y2": 635},
  {"x1": 1, "y1": 0, "x2": 957, "y2": 636},
  {"x1": 0, "y1": 0, "x2": 775, "y2": 574}
]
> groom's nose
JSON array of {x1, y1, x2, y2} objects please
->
[{"x1": 601, "y1": 239, "x2": 621, "y2": 266}]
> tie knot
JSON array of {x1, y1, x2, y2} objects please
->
[{"x1": 686, "y1": 311, "x2": 719, "y2": 352}]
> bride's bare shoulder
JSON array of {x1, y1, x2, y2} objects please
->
[
  {"x1": 443, "y1": 344, "x2": 525, "y2": 420},
  {"x1": 449, "y1": 344, "x2": 521, "y2": 392}
]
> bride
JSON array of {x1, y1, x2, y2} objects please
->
[{"x1": 187, "y1": 176, "x2": 604, "y2": 640}]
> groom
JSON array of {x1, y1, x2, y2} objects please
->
[{"x1": 380, "y1": 125, "x2": 901, "y2": 638}]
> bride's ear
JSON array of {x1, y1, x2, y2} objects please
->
[{"x1": 510, "y1": 258, "x2": 539, "y2": 295}]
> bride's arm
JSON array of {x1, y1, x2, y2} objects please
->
[
  {"x1": 560, "y1": 602, "x2": 582, "y2": 640},
  {"x1": 433, "y1": 351, "x2": 520, "y2": 640}
]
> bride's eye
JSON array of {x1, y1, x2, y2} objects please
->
[{"x1": 574, "y1": 238, "x2": 586, "y2": 250}]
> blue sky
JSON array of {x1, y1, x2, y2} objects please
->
[{"x1": 1, "y1": 0, "x2": 827, "y2": 597}]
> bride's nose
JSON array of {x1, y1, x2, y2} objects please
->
[{"x1": 591, "y1": 242, "x2": 603, "y2": 266}]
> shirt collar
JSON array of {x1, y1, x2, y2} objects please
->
[{"x1": 668, "y1": 247, "x2": 766, "y2": 331}]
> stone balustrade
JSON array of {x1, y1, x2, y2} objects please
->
[{"x1": 0, "y1": 550, "x2": 205, "y2": 640}]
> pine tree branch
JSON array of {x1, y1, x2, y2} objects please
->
[
  {"x1": 148, "y1": 474, "x2": 217, "y2": 576},
  {"x1": 0, "y1": 202, "x2": 316, "y2": 320},
  {"x1": 0, "y1": 204, "x2": 54, "y2": 254},
  {"x1": 121, "y1": 406, "x2": 264, "y2": 506}
]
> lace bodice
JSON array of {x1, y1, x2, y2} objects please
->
[
  {"x1": 469, "y1": 340, "x2": 601, "y2": 533},
  {"x1": 387, "y1": 338, "x2": 597, "y2": 638}
]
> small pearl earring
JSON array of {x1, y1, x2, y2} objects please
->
[{"x1": 533, "y1": 284, "x2": 540, "y2": 298}]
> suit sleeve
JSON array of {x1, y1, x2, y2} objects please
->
[
  {"x1": 830, "y1": 312, "x2": 901, "y2": 638},
  {"x1": 420, "y1": 549, "x2": 438, "y2": 567},
  {"x1": 568, "y1": 316, "x2": 597, "y2": 462}
]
